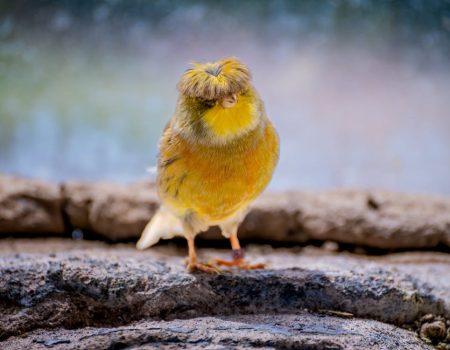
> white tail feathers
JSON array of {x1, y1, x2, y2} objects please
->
[{"x1": 136, "y1": 207, "x2": 184, "y2": 250}]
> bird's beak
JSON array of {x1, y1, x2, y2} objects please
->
[{"x1": 220, "y1": 93, "x2": 238, "y2": 108}]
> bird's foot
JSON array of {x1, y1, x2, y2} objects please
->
[
  {"x1": 210, "y1": 248, "x2": 267, "y2": 270},
  {"x1": 210, "y1": 257, "x2": 267, "y2": 270},
  {"x1": 185, "y1": 259, "x2": 219, "y2": 274}
]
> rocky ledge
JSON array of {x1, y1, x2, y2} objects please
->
[
  {"x1": 0, "y1": 239, "x2": 449, "y2": 349},
  {"x1": 1, "y1": 175, "x2": 450, "y2": 249},
  {"x1": 2, "y1": 314, "x2": 436, "y2": 350}
]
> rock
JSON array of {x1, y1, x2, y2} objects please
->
[
  {"x1": 60, "y1": 180, "x2": 450, "y2": 249},
  {"x1": 59, "y1": 181, "x2": 450, "y2": 248},
  {"x1": 247, "y1": 190, "x2": 450, "y2": 249},
  {"x1": 0, "y1": 238, "x2": 449, "y2": 344},
  {"x1": 1, "y1": 176, "x2": 450, "y2": 249},
  {"x1": 420, "y1": 321, "x2": 447, "y2": 343},
  {"x1": 321, "y1": 241, "x2": 340, "y2": 252},
  {"x1": 0, "y1": 175, "x2": 64, "y2": 235},
  {"x1": 61, "y1": 181, "x2": 159, "y2": 241},
  {"x1": 2, "y1": 314, "x2": 433, "y2": 350},
  {"x1": 421, "y1": 314, "x2": 435, "y2": 323}
]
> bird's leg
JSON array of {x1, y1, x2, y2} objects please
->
[
  {"x1": 185, "y1": 234, "x2": 218, "y2": 273},
  {"x1": 212, "y1": 232, "x2": 267, "y2": 269}
]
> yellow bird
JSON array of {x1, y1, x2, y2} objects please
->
[{"x1": 137, "y1": 57, "x2": 279, "y2": 272}]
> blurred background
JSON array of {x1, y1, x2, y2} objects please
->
[{"x1": 0, "y1": 0, "x2": 449, "y2": 194}]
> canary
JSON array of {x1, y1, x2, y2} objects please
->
[{"x1": 137, "y1": 57, "x2": 279, "y2": 272}]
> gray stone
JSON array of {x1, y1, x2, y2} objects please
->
[
  {"x1": 0, "y1": 175, "x2": 64, "y2": 234},
  {"x1": 2, "y1": 314, "x2": 433, "y2": 350},
  {"x1": 0, "y1": 239, "x2": 448, "y2": 345}
]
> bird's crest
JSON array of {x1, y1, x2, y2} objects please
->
[{"x1": 177, "y1": 57, "x2": 251, "y2": 100}]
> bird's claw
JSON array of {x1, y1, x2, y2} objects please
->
[
  {"x1": 186, "y1": 260, "x2": 220, "y2": 274},
  {"x1": 209, "y1": 258, "x2": 267, "y2": 270}
]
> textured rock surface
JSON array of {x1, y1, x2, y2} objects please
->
[
  {"x1": 2, "y1": 176, "x2": 449, "y2": 349},
  {"x1": 60, "y1": 180, "x2": 450, "y2": 249},
  {"x1": 2, "y1": 314, "x2": 433, "y2": 350},
  {"x1": 1, "y1": 176, "x2": 450, "y2": 249},
  {"x1": 0, "y1": 239, "x2": 449, "y2": 347},
  {"x1": 265, "y1": 190, "x2": 450, "y2": 249},
  {"x1": 420, "y1": 320, "x2": 448, "y2": 343},
  {"x1": 0, "y1": 175, "x2": 64, "y2": 234},
  {"x1": 61, "y1": 181, "x2": 159, "y2": 240}
]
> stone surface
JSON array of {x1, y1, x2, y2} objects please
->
[
  {"x1": 420, "y1": 320, "x2": 447, "y2": 343},
  {"x1": 0, "y1": 175, "x2": 64, "y2": 235},
  {"x1": 2, "y1": 177, "x2": 448, "y2": 349},
  {"x1": 2, "y1": 314, "x2": 433, "y2": 350},
  {"x1": 61, "y1": 181, "x2": 159, "y2": 241},
  {"x1": 60, "y1": 180, "x2": 450, "y2": 249},
  {"x1": 0, "y1": 239, "x2": 448, "y2": 346},
  {"x1": 236, "y1": 189, "x2": 450, "y2": 249},
  {"x1": 1, "y1": 176, "x2": 450, "y2": 249}
]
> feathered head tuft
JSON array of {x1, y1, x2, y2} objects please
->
[{"x1": 177, "y1": 57, "x2": 252, "y2": 100}]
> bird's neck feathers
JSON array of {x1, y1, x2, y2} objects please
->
[{"x1": 202, "y1": 92, "x2": 260, "y2": 141}]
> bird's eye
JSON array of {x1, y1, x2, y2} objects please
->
[{"x1": 199, "y1": 98, "x2": 216, "y2": 108}]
